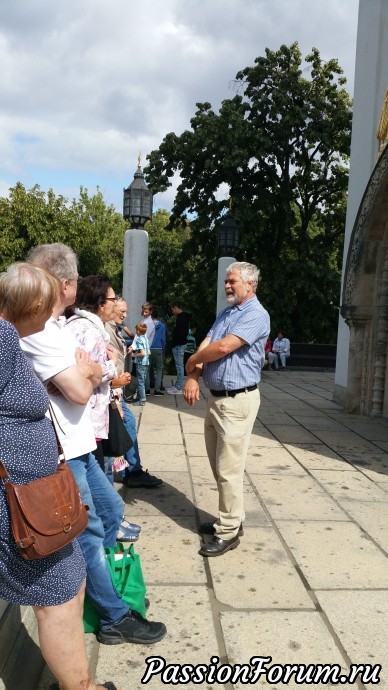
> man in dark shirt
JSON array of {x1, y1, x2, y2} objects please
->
[{"x1": 166, "y1": 300, "x2": 191, "y2": 395}]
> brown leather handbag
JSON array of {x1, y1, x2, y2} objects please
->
[{"x1": 0, "y1": 411, "x2": 88, "y2": 560}]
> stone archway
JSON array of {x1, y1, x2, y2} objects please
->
[{"x1": 341, "y1": 144, "x2": 388, "y2": 416}]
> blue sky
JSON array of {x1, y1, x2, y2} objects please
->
[{"x1": 0, "y1": 0, "x2": 359, "y2": 214}]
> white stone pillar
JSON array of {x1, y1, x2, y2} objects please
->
[
  {"x1": 122, "y1": 228, "x2": 149, "y2": 331},
  {"x1": 217, "y1": 256, "x2": 236, "y2": 315},
  {"x1": 335, "y1": 0, "x2": 388, "y2": 405}
]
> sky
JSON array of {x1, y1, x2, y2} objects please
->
[{"x1": 0, "y1": 0, "x2": 359, "y2": 214}]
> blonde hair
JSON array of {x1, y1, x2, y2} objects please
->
[
  {"x1": 135, "y1": 322, "x2": 147, "y2": 336},
  {"x1": 0, "y1": 263, "x2": 59, "y2": 322}
]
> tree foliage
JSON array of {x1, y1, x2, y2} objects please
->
[
  {"x1": 145, "y1": 43, "x2": 352, "y2": 342},
  {"x1": 146, "y1": 209, "x2": 217, "y2": 344},
  {"x1": 0, "y1": 183, "x2": 128, "y2": 288}
]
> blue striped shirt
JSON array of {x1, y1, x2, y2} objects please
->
[{"x1": 203, "y1": 296, "x2": 270, "y2": 390}]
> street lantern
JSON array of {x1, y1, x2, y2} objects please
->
[
  {"x1": 218, "y1": 210, "x2": 239, "y2": 256},
  {"x1": 123, "y1": 158, "x2": 153, "y2": 228}
]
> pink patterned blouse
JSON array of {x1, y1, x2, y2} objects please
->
[{"x1": 66, "y1": 310, "x2": 116, "y2": 439}]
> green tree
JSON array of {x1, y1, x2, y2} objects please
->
[
  {"x1": 0, "y1": 183, "x2": 127, "y2": 289},
  {"x1": 146, "y1": 209, "x2": 216, "y2": 345},
  {"x1": 145, "y1": 43, "x2": 352, "y2": 342}
]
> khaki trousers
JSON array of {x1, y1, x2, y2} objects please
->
[{"x1": 204, "y1": 388, "x2": 260, "y2": 540}]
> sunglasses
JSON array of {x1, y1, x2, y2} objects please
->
[{"x1": 105, "y1": 297, "x2": 118, "y2": 303}]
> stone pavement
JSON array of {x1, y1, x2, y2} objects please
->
[{"x1": 94, "y1": 371, "x2": 388, "y2": 689}]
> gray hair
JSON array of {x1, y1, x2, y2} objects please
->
[
  {"x1": 226, "y1": 261, "x2": 260, "y2": 293},
  {"x1": 27, "y1": 243, "x2": 78, "y2": 282}
]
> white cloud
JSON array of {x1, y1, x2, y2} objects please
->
[{"x1": 0, "y1": 0, "x2": 359, "y2": 212}]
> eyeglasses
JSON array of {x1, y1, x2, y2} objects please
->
[{"x1": 105, "y1": 297, "x2": 118, "y2": 303}]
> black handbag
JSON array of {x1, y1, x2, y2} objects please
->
[{"x1": 102, "y1": 399, "x2": 133, "y2": 457}]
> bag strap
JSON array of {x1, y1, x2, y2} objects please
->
[
  {"x1": 106, "y1": 542, "x2": 133, "y2": 584},
  {"x1": 0, "y1": 406, "x2": 65, "y2": 481},
  {"x1": 0, "y1": 459, "x2": 9, "y2": 480},
  {"x1": 48, "y1": 405, "x2": 66, "y2": 461}
]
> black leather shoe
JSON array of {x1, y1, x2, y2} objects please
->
[
  {"x1": 198, "y1": 535, "x2": 240, "y2": 557},
  {"x1": 97, "y1": 610, "x2": 166, "y2": 645},
  {"x1": 199, "y1": 521, "x2": 244, "y2": 537}
]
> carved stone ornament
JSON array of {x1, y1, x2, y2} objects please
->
[{"x1": 342, "y1": 144, "x2": 388, "y2": 312}]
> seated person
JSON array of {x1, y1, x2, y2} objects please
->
[
  {"x1": 268, "y1": 330, "x2": 290, "y2": 370},
  {"x1": 263, "y1": 336, "x2": 272, "y2": 369}
]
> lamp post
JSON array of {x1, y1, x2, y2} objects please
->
[
  {"x1": 122, "y1": 158, "x2": 153, "y2": 330},
  {"x1": 216, "y1": 209, "x2": 239, "y2": 315}
]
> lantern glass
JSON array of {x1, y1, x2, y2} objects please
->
[
  {"x1": 123, "y1": 166, "x2": 153, "y2": 227},
  {"x1": 218, "y1": 211, "x2": 239, "y2": 254}
]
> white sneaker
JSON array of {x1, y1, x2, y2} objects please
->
[{"x1": 166, "y1": 386, "x2": 183, "y2": 395}]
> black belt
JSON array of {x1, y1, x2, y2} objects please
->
[{"x1": 209, "y1": 384, "x2": 258, "y2": 398}]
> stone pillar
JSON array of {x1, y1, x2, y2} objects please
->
[
  {"x1": 217, "y1": 256, "x2": 236, "y2": 316},
  {"x1": 122, "y1": 228, "x2": 149, "y2": 331},
  {"x1": 345, "y1": 317, "x2": 367, "y2": 413}
]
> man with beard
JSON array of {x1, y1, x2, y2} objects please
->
[{"x1": 184, "y1": 262, "x2": 270, "y2": 557}]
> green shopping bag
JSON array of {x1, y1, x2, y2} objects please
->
[{"x1": 83, "y1": 542, "x2": 147, "y2": 633}]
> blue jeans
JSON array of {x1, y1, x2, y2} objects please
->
[
  {"x1": 150, "y1": 348, "x2": 164, "y2": 391},
  {"x1": 122, "y1": 399, "x2": 142, "y2": 473},
  {"x1": 105, "y1": 401, "x2": 142, "y2": 478},
  {"x1": 136, "y1": 363, "x2": 148, "y2": 401},
  {"x1": 68, "y1": 453, "x2": 128, "y2": 626},
  {"x1": 172, "y1": 345, "x2": 186, "y2": 390},
  {"x1": 274, "y1": 353, "x2": 290, "y2": 369}
]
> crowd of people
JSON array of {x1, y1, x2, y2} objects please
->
[{"x1": 0, "y1": 247, "x2": 279, "y2": 688}]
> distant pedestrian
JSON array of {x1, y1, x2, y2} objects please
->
[
  {"x1": 149, "y1": 308, "x2": 167, "y2": 395},
  {"x1": 128, "y1": 323, "x2": 150, "y2": 406},
  {"x1": 166, "y1": 300, "x2": 191, "y2": 395}
]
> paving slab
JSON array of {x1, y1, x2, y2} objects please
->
[
  {"x1": 288, "y1": 415, "x2": 347, "y2": 431},
  {"x1": 137, "y1": 516, "x2": 206, "y2": 584},
  {"x1": 187, "y1": 455, "x2": 215, "y2": 484},
  {"x1": 96, "y1": 584, "x2": 216, "y2": 690},
  {"x1": 336, "y1": 449, "x2": 388, "y2": 474},
  {"x1": 207, "y1": 528, "x2": 312, "y2": 609},
  {"x1": 265, "y1": 425, "x2": 321, "y2": 444},
  {"x1": 137, "y1": 424, "x2": 183, "y2": 445},
  {"x1": 245, "y1": 446, "x2": 308, "y2": 475},
  {"x1": 123, "y1": 472, "x2": 195, "y2": 517},
  {"x1": 335, "y1": 499, "x2": 388, "y2": 553},
  {"x1": 139, "y1": 443, "x2": 188, "y2": 471},
  {"x1": 284, "y1": 443, "x2": 354, "y2": 471},
  {"x1": 249, "y1": 428, "x2": 283, "y2": 448},
  {"x1": 221, "y1": 611, "x2": 350, "y2": 689},
  {"x1": 179, "y1": 417, "x2": 205, "y2": 434},
  {"x1": 184, "y1": 432, "x2": 208, "y2": 456},
  {"x1": 139, "y1": 407, "x2": 180, "y2": 423},
  {"x1": 277, "y1": 521, "x2": 388, "y2": 588},
  {"x1": 309, "y1": 469, "x2": 388, "y2": 503},
  {"x1": 254, "y1": 475, "x2": 350, "y2": 521},
  {"x1": 335, "y1": 421, "x2": 388, "y2": 442},
  {"x1": 193, "y1": 482, "x2": 271, "y2": 528},
  {"x1": 315, "y1": 590, "x2": 387, "y2": 682},
  {"x1": 311, "y1": 430, "x2": 377, "y2": 450}
]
